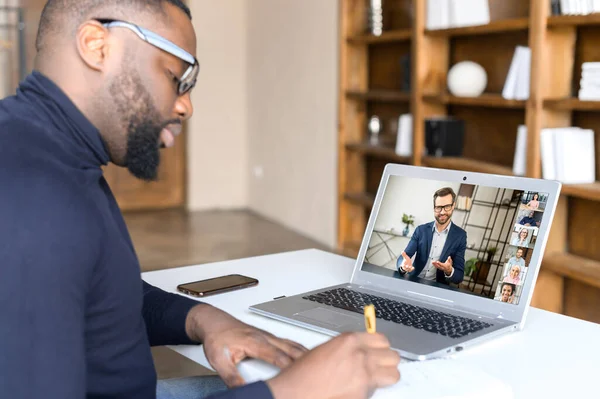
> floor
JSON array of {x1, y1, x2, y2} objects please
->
[{"x1": 124, "y1": 209, "x2": 332, "y2": 380}]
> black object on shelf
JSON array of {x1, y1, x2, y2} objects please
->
[
  {"x1": 399, "y1": 53, "x2": 411, "y2": 92},
  {"x1": 424, "y1": 117, "x2": 465, "y2": 157}
]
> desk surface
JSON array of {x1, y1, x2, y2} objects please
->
[{"x1": 143, "y1": 249, "x2": 599, "y2": 398}]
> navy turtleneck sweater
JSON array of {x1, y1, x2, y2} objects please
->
[{"x1": 0, "y1": 72, "x2": 273, "y2": 398}]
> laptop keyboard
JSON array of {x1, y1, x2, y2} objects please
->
[{"x1": 302, "y1": 288, "x2": 492, "y2": 339}]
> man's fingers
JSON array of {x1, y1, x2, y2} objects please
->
[
  {"x1": 209, "y1": 348, "x2": 246, "y2": 387},
  {"x1": 245, "y1": 335, "x2": 295, "y2": 369},
  {"x1": 265, "y1": 336, "x2": 308, "y2": 362},
  {"x1": 447, "y1": 256, "x2": 453, "y2": 264},
  {"x1": 401, "y1": 251, "x2": 410, "y2": 261},
  {"x1": 357, "y1": 332, "x2": 391, "y2": 349},
  {"x1": 372, "y1": 365, "x2": 401, "y2": 388},
  {"x1": 371, "y1": 348, "x2": 402, "y2": 367}
]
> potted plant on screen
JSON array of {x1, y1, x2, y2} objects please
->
[{"x1": 402, "y1": 214, "x2": 415, "y2": 236}]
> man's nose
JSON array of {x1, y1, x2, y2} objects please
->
[{"x1": 174, "y1": 91, "x2": 194, "y2": 121}]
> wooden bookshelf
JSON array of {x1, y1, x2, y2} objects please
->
[
  {"x1": 422, "y1": 157, "x2": 514, "y2": 176},
  {"x1": 338, "y1": 0, "x2": 600, "y2": 324},
  {"x1": 544, "y1": 98, "x2": 600, "y2": 111},
  {"x1": 424, "y1": 93, "x2": 526, "y2": 109},
  {"x1": 343, "y1": 192, "x2": 375, "y2": 208},
  {"x1": 347, "y1": 28, "x2": 412, "y2": 44},
  {"x1": 345, "y1": 142, "x2": 411, "y2": 163},
  {"x1": 562, "y1": 182, "x2": 600, "y2": 202},
  {"x1": 346, "y1": 90, "x2": 411, "y2": 102},
  {"x1": 548, "y1": 13, "x2": 600, "y2": 27},
  {"x1": 543, "y1": 253, "x2": 600, "y2": 290},
  {"x1": 425, "y1": 17, "x2": 529, "y2": 37}
]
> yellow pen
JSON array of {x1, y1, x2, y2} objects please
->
[{"x1": 364, "y1": 304, "x2": 376, "y2": 333}]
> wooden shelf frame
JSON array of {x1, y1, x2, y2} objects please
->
[
  {"x1": 346, "y1": 89, "x2": 411, "y2": 102},
  {"x1": 337, "y1": 1, "x2": 600, "y2": 323},
  {"x1": 425, "y1": 17, "x2": 529, "y2": 37},
  {"x1": 548, "y1": 13, "x2": 600, "y2": 27},
  {"x1": 347, "y1": 28, "x2": 412, "y2": 44},
  {"x1": 423, "y1": 93, "x2": 526, "y2": 109}
]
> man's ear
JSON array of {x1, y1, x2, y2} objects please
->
[{"x1": 75, "y1": 20, "x2": 109, "y2": 71}]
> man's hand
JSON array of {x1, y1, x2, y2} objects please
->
[
  {"x1": 432, "y1": 256, "x2": 453, "y2": 275},
  {"x1": 186, "y1": 304, "x2": 307, "y2": 387},
  {"x1": 267, "y1": 332, "x2": 401, "y2": 399},
  {"x1": 399, "y1": 251, "x2": 414, "y2": 273}
]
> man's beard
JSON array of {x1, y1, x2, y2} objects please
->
[
  {"x1": 109, "y1": 69, "x2": 177, "y2": 181},
  {"x1": 435, "y1": 212, "x2": 452, "y2": 225}
]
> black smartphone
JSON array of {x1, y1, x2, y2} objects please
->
[{"x1": 177, "y1": 274, "x2": 259, "y2": 297}]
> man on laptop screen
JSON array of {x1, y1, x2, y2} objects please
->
[{"x1": 396, "y1": 187, "x2": 467, "y2": 285}]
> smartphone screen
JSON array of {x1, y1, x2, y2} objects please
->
[{"x1": 177, "y1": 274, "x2": 258, "y2": 297}]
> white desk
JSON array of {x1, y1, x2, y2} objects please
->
[{"x1": 143, "y1": 249, "x2": 599, "y2": 398}]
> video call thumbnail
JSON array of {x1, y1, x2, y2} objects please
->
[{"x1": 361, "y1": 175, "x2": 548, "y2": 306}]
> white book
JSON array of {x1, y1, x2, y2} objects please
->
[
  {"x1": 395, "y1": 114, "x2": 413, "y2": 156},
  {"x1": 560, "y1": 128, "x2": 596, "y2": 184},
  {"x1": 515, "y1": 47, "x2": 531, "y2": 100},
  {"x1": 578, "y1": 90, "x2": 600, "y2": 100},
  {"x1": 581, "y1": 62, "x2": 600, "y2": 69},
  {"x1": 513, "y1": 125, "x2": 527, "y2": 176},
  {"x1": 541, "y1": 128, "x2": 557, "y2": 180},
  {"x1": 581, "y1": 70, "x2": 600, "y2": 80},
  {"x1": 427, "y1": 0, "x2": 443, "y2": 29},
  {"x1": 502, "y1": 46, "x2": 526, "y2": 100},
  {"x1": 449, "y1": 0, "x2": 490, "y2": 28},
  {"x1": 594, "y1": 0, "x2": 600, "y2": 13},
  {"x1": 561, "y1": 0, "x2": 571, "y2": 14}
]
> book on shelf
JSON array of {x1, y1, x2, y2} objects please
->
[
  {"x1": 579, "y1": 62, "x2": 600, "y2": 101},
  {"x1": 395, "y1": 114, "x2": 413, "y2": 157},
  {"x1": 541, "y1": 127, "x2": 596, "y2": 184},
  {"x1": 502, "y1": 46, "x2": 531, "y2": 100},
  {"x1": 512, "y1": 125, "x2": 527, "y2": 176},
  {"x1": 426, "y1": 0, "x2": 490, "y2": 30},
  {"x1": 555, "y1": 0, "x2": 600, "y2": 15}
]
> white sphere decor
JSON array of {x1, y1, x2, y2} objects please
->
[{"x1": 447, "y1": 61, "x2": 487, "y2": 97}]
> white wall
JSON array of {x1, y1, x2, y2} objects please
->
[
  {"x1": 187, "y1": 0, "x2": 248, "y2": 210},
  {"x1": 186, "y1": 1, "x2": 339, "y2": 249},
  {"x1": 246, "y1": 0, "x2": 339, "y2": 248}
]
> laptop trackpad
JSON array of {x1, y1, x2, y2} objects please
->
[{"x1": 295, "y1": 307, "x2": 360, "y2": 328}]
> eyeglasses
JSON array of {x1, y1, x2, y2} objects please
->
[
  {"x1": 434, "y1": 203, "x2": 454, "y2": 213},
  {"x1": 96, "y1": 19, "x2": 199, "y2": 96}
]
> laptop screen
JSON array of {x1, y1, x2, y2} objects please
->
[{"x1": 360, "y1": 175, "x2": 548, "y2": 306}]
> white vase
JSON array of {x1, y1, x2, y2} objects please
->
[{"x1": 447, "y1": 61, "x2": 487, "y2": 97}]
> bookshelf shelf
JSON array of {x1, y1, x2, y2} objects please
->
[
  {"x1": 346, "y1": 90, "x2": 411, "y2": 102},
  {"x1": 422, "y1": 157, "x2": 514, "y2": 176},
  {"x1": 343, "y1": 192, "x2": 375, "y2": 208},
  {"x1": 425, "y1": 18, "x2": 529, "y2": 37},
  {"x1": 548, "y1": 13, "x2": 600, "y2": 27},
  {"x1": 347, "y1": 29, "x2": 412, "y2": 44},
  {"x1": 340, "y1": 240, "x2": 362, "y2": 258},
  {"x1": 338, "y1": 0, "x2": 600, "y2": 324},
  {"x1": 544, "y1": 98, "x2": 600, "y2": 111},
  {"x1": 562, "y1": 182, "x2": 600, "y2": 202},
  {"x1": 345, "y1": 142, "x2": 411, "y2": 163},
  {"x1": 423, "y1": 93, "x2": 526, "y2": 109},
  {"x1": 543, "y1": 252, "x2": 600, "y2": 290}
]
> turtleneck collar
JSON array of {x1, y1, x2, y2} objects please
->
[{"x1": 15, "y1": 70, "x2": 111, "y2": 167}]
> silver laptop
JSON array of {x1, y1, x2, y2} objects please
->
[{"x1": 249, "y1": 164, "x2": 561, "y2": 360}]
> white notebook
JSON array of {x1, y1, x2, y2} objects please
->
[
  {"x1": 239, "y1": 357, "x2": 513, "y2": 399},
  {"x1": 373, "y1": 358, "x2": 513, "y2": 399}
]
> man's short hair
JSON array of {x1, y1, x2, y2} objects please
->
[
  {"x1": 501, "y1": 282, "x2": 515, "y2": 295},
  {"x1": 433, "y1": 187, "x2": 457, "y2": 206},
  {"x1": 516, "y1": 247, "x2": 524, "y2": 254},
  {"x1": 36, "y1": 0, "x2": 192, "y2": 52}
]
